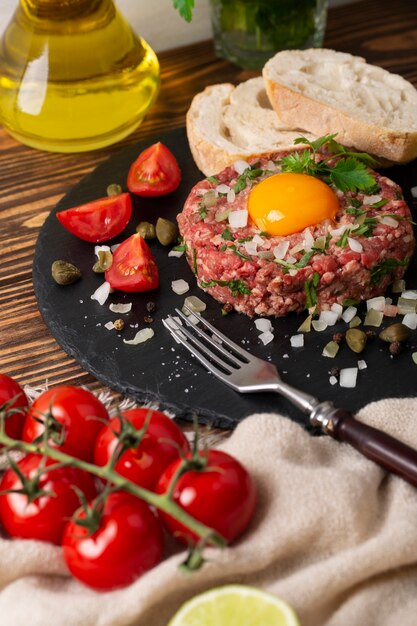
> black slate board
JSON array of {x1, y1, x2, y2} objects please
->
[{"x1": 33, "y1": 128, "x2": 417, "y2": 430}]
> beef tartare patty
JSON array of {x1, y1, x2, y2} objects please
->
[{"x1": 177, "y1": 152, "x2": 415, "y2": 317}]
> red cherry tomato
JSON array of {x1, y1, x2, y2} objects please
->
[
  {"x1": 127, "y1": 142, "x2": 181, "y2": 197},
  {"x1": 56, "y1": 193, "x2": 132, "y2": 242},
  {"x1": 0, "y1": 373, "x2": 28, "y2": 444},
  {"x1": 156, "y1": 449, "x2": 256, "y2": 544},
  {"x1": 0, "y1": 454, "x2": 97, "y2": 545},
  {"x1": 105, "y1": 233, "x2": 159, "y2": 292},
  {"x1": 94, "y1": 408, "x2": 190, "y2": 491},
  {"x1": 22, "y1": 386, "x2": 109, "y2": 462},
  {"x1": 62, "y1": 492, "x2": 164, "y2": 590}
]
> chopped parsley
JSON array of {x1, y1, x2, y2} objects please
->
[
  {"x1": 346, "y1": 207, "x2": 367, "y2": 217},
  {"x1": 233, "y1": 165, "x2": 264, "y2": 194},
  {"x1": 221, "y1": 228, "x2": 234, "y2": 241},
  {"x1": 206, "y1": 175, "x2": 219, "y2": 185},
  {"x1": 192, "y1": 248, "x2": 198, "y2": 275},
  {"x1": 198, "y1": 203, "x2": 208, "y2": 219},
  {"x1": 275, "y1": 251, "x2": 314, "y2": 271},
  {"x1": 237, "y1": 236, "x2": 253, "y2": 243},
  {"x1": 280, "y1": 134, "x2": 377, "y2": 193},
  {"x1": 370, "y1": 198, "x2": 389, "y2": 209},
  {"x1": 200, "y1": 279, "x2": 251, "y2": 297},
  {"x1": 335, "y1": 229, "x2": 350, "y2": 248},
  {"x1": 343, "y1": 298, "x2": 360, "y2": 307},
  {"x1": 395, "y1": 190, "x2": 403, "y2": 200},
  {"x1": 351, "y1": 217, "x2": 377, "y2": 237},
  {"x1": 370, "y1": 257, "x2": 409, "y2": 284},
  {"x1": 304, "y1": 272, "x2": 320, "y2": 309},
  {"x1": 259, "y1": 231, "x2": 272, "y2": 238},
  {"x1": 311, "y1": 234, "x2": 331, "y2": 253},
  {"x1": 229, "y1": 245, "x2": 251, "y2": 261},
  {"x1": 172, "y1": 243, "x2": 188, "y2": 252}
]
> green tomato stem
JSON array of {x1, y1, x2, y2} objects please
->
[{"x1": 0, "y1": 432, "x2": 225, "y2": 549}]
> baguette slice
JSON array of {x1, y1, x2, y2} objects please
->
[
  {"x1": 186, "y1": 77, "x2": 316, "y2": 176},
  {"x1": 263, "y1": 48, "x2": 417, "y2": 164}
]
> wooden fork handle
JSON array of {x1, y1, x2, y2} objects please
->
[{"x1": 328, "y1": 409, "x2": 417, "y2": 488}]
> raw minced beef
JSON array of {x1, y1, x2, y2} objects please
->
[{"x1": 177, "y1": 153, "x2": 415, "y2": 317}]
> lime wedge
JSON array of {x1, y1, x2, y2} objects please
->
[{"x1": 167, "y1": 585, "x2": 300, "y2": 626}]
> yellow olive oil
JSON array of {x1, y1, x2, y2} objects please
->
[{"x1": 0, "y1": 0, "x2": 160, "y2": 152}]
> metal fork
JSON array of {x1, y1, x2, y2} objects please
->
[{"x1": 163, "y1": 306, "x2": 417, "y2": 489}]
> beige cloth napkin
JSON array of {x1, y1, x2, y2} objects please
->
[{"x1": 1, "y1": 398, "x2": 417, "y2": 626}]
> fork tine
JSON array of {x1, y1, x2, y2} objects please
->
[
  {"x1": 163, "y1": 316, "x2": 234, "y2": 377},
  {"x1": 174, "y1": 308, "x2": 243, "y2": 368},
  {"x1": 182, "y1": 305, "x2": 251, "y2": 362}
]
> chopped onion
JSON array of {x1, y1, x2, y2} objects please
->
[
  {"x1": 215, "y1": 209, "x2": 231, "y2": 222},
  {"x1": 183, "y1": 296, "x2": 206, "y2": 313},
  {"x1": 298, "y1": 314, "x2": 312, "y2": 333},
  {"x1": 289, "y1": 243, "x2": 304, "y2": 255},
  {"x1": 286, "y1": 255, "x2": 297, "y2": 264},
  {"x1": 215, "y1": 183, "x2": 231, "y2": 194},
  {"x1": 401, "y1": 290, "x2": 417, "y2": 300},
  {"x1": 303, "y1": 228, "x2": 314, "y2": 251},
  {"x1": 109, "y1": 302, "x2": 132, "y2": 314},
  {"x1": 329, "y1": 225, "x2": 348, "y2": 237},
  {"x1": 233, "y1": 160, "x2": 250, "y2": 175},
  {"x1": 168, "y1": 249, "x2": 184, "y2": 258},
  {"x1": 91, "y1": 281, "x2": 111, "y2": 305},
  {"x1": 110, "y1": 243, "x2": 120, "y2": 253},
  {"x1": 104, "y1": 321, "x2": 114, "y2": 330},
  {"x1": 171, "y1": 279, "x2": 190, "y2": 295},
  {"x1": 123, "y1": 328, "x2": 154, "y2": 345},
  {"x1": 329, "y1": 375, "x2": 338, "y2": 385},
  {"x1": 348, "y1": 237, "x2": 363, "y2": 253},
  {"x1": 273, "y1": 241, "x2": 290, "y2": 260},
  {"x1": 339, "y1": 367, "x2": 358, "y2": 388},
  {"x1": 227, "y1": 189, "x2": 236, "y2": 203},
  {"x1": 203, "y1": 190, "x2": 217, "y2": 207},
  {"x1": 364, "y1": 309, "x2": 384, "y2": 327},
  {"x1": 319, "y1": 310, "x2": 339, "y2": 326},
  {"x1": 312, "y1": 320, "x2": 327, "y2": 332},
  {"x1": 412, "y1": 352, "x2": 417, "y2": 364},
  {"x1": 379, "y1": 216, "x2": 399, "y2": 228},
  {"x1": 402, "y1": 313, "x2": 417, "y2": 330},
  {"x1": 357, "y1": 359, "x2": 367, "y2": 370},
  {"x1": 252, "y1": 234, "x2": 264, "y2": 246},
  {"x1": 366, "y1": 296, "x2": 385, "y2": 312},
  {"x1": 312, "y1": 235, "x2": 327, "y2": 251},
  {"x1": 244, "y1": 240, "x2": 258, "y2": 256},
  {"x1": 255, "y1": 318, "x2": 273, "y2": 333},
  {"x1": 259, "y1": 330, "x2": 274, "y2": 345},
  {"x1": 290, "y1": 334, "x2": 304, "y2": 347},
  {"x1": 349, "y1": 316, "x2": 362, "y2": 328},
  {"x1": 228, "y1": 209, "x2": 248, "y2": 228},
  {"x1": 342, "y1": 306, "x2": 357, "y2": 323},
  {"x1": 397, "y1": 297, "x2": 417, "y2": 315},
  {"x1": 331, "y1": 303, "x2": 343, "y2": 319},
  {"x1": 322, "y1": 341, "x2": 340, "y2": 358},
  {"x1": 411, "y1": 186, "x2": 417, "y2": 198},
  {"x1": 363, "y1": 194, "x2": 382, "y2": 205}
]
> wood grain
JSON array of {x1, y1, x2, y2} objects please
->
[{"x1": 0, "y1": 0, "x2": 416, "y2": 418}]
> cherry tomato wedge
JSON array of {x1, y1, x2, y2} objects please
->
[
  {"x1": 127, "y1": 142, "x2": 181, "y2": 197},
  {"x1": 0, "y1": 373, "x2": 28, "y2": 444},
  {"x1": 62, "y1": 492, "x2": 164, "y2": 590},
  {"x1": 105, "y1": 233, "x2": 159, "y2": 292},
  {"x1": 94, "y1": 408, "x2": 190, "y2": 491},
  {"x1": 0, "y1": 454, "x2": 97, "y2": 545},
  {"x1": 156, "y1": 449, "x2": 256, "y2": 545},
  {"x1": 56, "y1": 193, "x2": 132, "y2": 243},
  {"x1": 22, "y1": 386, "x2": 110, "y2": 462}
]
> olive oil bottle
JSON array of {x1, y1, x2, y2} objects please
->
[{"x1": 0, "y1": 0, "x2": 160, "y2": 152}]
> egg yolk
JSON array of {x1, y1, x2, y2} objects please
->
[{"x1": 247, "y1": 173, "x2": 339, "y2": 236}]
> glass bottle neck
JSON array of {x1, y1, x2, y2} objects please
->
[{"x1": 19, "y1": 0, "x2": 111, "y2": 20}]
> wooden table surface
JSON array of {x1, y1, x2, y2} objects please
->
[{"x1": 1, "y1": 0, "x2": 416, "y2": 414}]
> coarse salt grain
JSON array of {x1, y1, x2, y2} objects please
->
[
  {"x1": 259, "y1": 330, "x2": 274, "y2": 345},
  {"x1": 402, "y1": 313, "x2": 417, "y2": 330},
  {"x1": 319, "y1": 310, "x2": 339, "y2": 326},
  {"x1": 329, "y1": 376, "x2": 338, "y2": 385},
  {"x1": 104, "y1": 321, "x2": 114, "y2": 330},
  {"x1": 339, "y1": 367, "x2": 358, "y2": 388},
  {"x1": 255, "y1": 318, "x2": 273, "y2": 333},
  {"x1": 357, "y1": 360, "x2": 367, "y2": 370},
  {"x1": 411, "y1": 186, "x2": 417, "y2": 198},
  {"x1": 171, "y1": 279, "x2": 190, "y2": 295},
  {"x1": 290, "y1": 334, "x2": 304, "y2": 348}
]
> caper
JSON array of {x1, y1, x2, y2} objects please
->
[
  {"x1": 114, "y1": 319, "x2": 125, "y2": 331},
  {"x1": 136, "y1": 221, "x2": 156, "y2": 239},
  {"x1": 107, "y1": 183, "x2": 122, "y2": 196},
  {"x1": 156, "y1": 217, "x2": 179, "y2": 246},
  {"x1": 345, "y1": 328, "x2": 367, "y2": 354},
  {"x1": 51, "y1": 260, "x2": 81, "y2": 285},
  {"x1": 92, "y1": 250, "x2": 113, "y2": 273},
  {"x1": 379, "y1": 323, "x2": 411, "y2": 343}
]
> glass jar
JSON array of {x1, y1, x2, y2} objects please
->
[
  {"x1": 209, "y1": 0, "x2": 329, "y2": 70},
  {"x1": 0, "y1": 0, "x2": 160, "y2": 152}
]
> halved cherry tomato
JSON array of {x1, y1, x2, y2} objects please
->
[
  {"x1": 105, "y1": 233, "x2": 159, "y2": 292},
  {"x1": 0, "y1": 454, "x2": 97, "y2": 544},
  {"x1": 56, "y1": 193, "x2": 132, "y2": 242},
  {"x1": 156, "y1": 449, "x2": 256, "y2": 545},
  {"x1": 127, "y1": 142, "x2": 181, "y2": 197},
  {"x1": 0, "y1": 373, "x2": 28, "y2": 445},
  {"x1": 22, "y1": 386, "x2": 110, "y2": 462},
  {"x1": 62, "y1": 492, "x2": 164, "y2": 590},
  {"x1": 94, "y1": 408, "x2": 190, "y2": 491}
]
